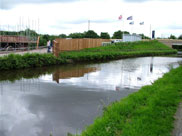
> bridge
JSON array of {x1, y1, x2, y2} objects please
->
[{"x1": 158, "y1": 39, "x2": 182, "y2": 50}]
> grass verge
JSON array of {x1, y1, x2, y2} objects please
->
[{"x1": 77, "y1": 66, "x2": 182, "y2": 136}]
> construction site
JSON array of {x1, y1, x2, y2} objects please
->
[{"x1": 0, "y1": 18, "x2": 40, "y2": 53}]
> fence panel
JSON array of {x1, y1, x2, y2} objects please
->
[{"x1": 54, "y1": 38, "x2": 111, "y2": 56}]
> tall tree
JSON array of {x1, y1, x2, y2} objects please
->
[
  {"x1": 59, "y1": 34, "x2": 67, "y2": 38},
  {"x1": 169, "y1": 34, "x2": 176, "y2": 39},
  {"x1": 84, "y1": 30, "x2": 99, "y2": 38},
  {"x1": 139, "y1": 34, "x2": 150, "y2": 39},
  {"x1": 178, "y1": 35, "x2": 182, "y2": 40},
  {"x1": 68, "y1": 33, "x2": 85, "y2": 38},
  {"x1": 112, "y1": 30, "x2": 129, "y2": 39},
  {"x1": 100, "y1": 32, "x2": 110, "y2": 39}
]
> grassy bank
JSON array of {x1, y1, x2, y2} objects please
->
[
  {"x1": 0, "y1": 40, "x2": 177, "y2": 70},
  {"x1": 59, "y1": 40, "x2": 177, "y2": 62},
  {"x1": 0, "y1": 53, "x2": 66, "y2": 70},
  {"x1": 77, "y1": 66, "x2": 182, "y2": 136}
]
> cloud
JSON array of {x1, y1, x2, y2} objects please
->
[
  {"x1": 57, "y1": 19, "x2": 117, "y2": 25},
  {"x1": 0, "y1": 0, "x2": 78, "y2": 9},
  {"x1": 50, "y1": 25, "x2": 70, "y2": 30},
  {"x1": 122, "y1": 0, "x2": 181, "y2": 3},
  {"x1": 167, "y1": 25, "x2": 182, "y2": 30}
]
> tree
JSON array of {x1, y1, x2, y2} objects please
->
[
  {"x1": 84, "y1": 30, "x2": 99, "y2": 38},
  {"x1": 39, "y1": 35, "x2": 47, "y2": 46},
  {"x1": 112, "y1": 30, "x2": 129, "y2": 39},
  {"x1": 169, "y1": 34, "x2": 176, "y2": 39},
  {"x1": 139, "y1": 34, "x2": 150, "y2": 39},
  {"x1": 100, "y1": 32, "x2": 110, "y2": 39},
  {"x1": 59, "y1": 34, "x2": 67, "y2": 38},
  {"x1": 68, "y1": 33, "x2": 85, "y2": 38},
  {"x1": 178, "y1": 35, "x2": 182, "y2": 40},
  {"x1": 38, "y1": 34, "x2": 59, "y2": 46}
]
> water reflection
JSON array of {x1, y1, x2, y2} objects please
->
[
  {"x1": 53, "y1": 66, "x2": 99, "y2": 83},
  {"x1": 0, "y1": 57, "x2": 182, "y2": 136},
  {"x1": 0, "y1": 64, "x2": 97, "y2": 83},
  {"x1": 0, "y1": 80, "x2": 133, "y2": 136},
  {"x1": 52, "y1": 57, "x2": 181, "y2": 90}
]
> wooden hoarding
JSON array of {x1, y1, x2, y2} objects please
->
[{"x1": 53, "y1": 38, "x2": 111, "y2": 56}]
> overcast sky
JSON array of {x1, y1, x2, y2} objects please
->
[{"x1": 0, "y1": 0, "x2": 182, "y2": 38}]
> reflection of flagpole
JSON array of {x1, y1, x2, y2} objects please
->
[{"x1": 122, "y1": 16, "x2": 124, "y2": 40}]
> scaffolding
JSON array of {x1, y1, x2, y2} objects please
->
[{"x1": 0, "y1": 15, "x2": 40, "y2": 51}]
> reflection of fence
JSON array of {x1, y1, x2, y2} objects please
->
[
  {"x1": 53, "y1": 38, "x2": 111, "y2": 56},
  {"x1": 53, "y1": 67, "x2": 98, "y2": 83}
]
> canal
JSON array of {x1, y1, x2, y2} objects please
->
[{"x1": 0, "y1": 57, "x2": 182, "y2": 136}]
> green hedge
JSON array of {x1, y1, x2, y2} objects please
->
[
  {"x1": 0, "y1": 53, "x2": 66, "y2": 70},
  {"x1": 78, "y1": 66, "x2": 182, "y2": 136}
]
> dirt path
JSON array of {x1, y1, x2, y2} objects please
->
[
  {"x1": 0, "y1": 48, "x2": 47, "y2": 57},
  {"x1": 172, "y1": 102, "x2": 182, "y2": 136}
]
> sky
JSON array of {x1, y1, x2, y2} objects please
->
[{"x1": 0, "y1": 0, "x2": 182, "y2": 38}]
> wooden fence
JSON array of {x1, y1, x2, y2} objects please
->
[{"x1": 53, "y1": 38, "x2": 111, "y2": 56}]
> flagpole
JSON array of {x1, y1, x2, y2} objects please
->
[
  {"x1": 118, "y1": 15, "x2": 123, "y2": 40},
  {"x1": 149, "y1": 24, "x2": 151, "y2": 39},
  {"x1": 88, "y1": 20, "x2": 90, "y2": 31}
]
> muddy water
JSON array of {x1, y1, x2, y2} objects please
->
[{"x1": 0, "y1": 57, "x2": 182, "y2": 136}]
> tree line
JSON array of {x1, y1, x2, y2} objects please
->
[
  {"x1": 168, "y1": 34, "x2": 182, "y2": 40},
  {"x1": 2, "y1": 29, "x2": 181, "y2": 46}
]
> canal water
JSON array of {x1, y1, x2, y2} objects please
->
[{"x1": 0, "y1": 57, "x2": 182, "y2": 136}]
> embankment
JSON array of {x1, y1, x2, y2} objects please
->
[
  {"x1": 78, "y1": 66, "x2": 182, "y2": 136},
  {"x1": 59, "y1": 40, "x2": 177, "y2": 62},
  {"x1": 0, "y1": 40, "x2": 177, "y2": 70}
]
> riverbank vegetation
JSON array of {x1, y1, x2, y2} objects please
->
[
  {"x1": 77, "y1": 66, "x2": 182, "y2": 136},
  {"x1": 59, "y1": 40, "x2": 177, "y2": 62},
  {"x1": 0, "y1": 53, "x2": 66, "y2": 70},
  {"x1": 0, "y1": 40, "x2": 177, "y2": 70}
]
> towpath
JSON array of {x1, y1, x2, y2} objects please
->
[{"x1": 173, "y1": 102, "x2": 182, "y2": 136}]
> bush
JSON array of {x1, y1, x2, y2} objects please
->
[{"x1": 0, "y1": 53, "x2": 66, "y2": 70}]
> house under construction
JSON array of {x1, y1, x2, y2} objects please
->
[
  {"x1": 0, "y1": 35, "x2": 37, "y2": 51},
  {"x1": 0, "y1": 17, "x2": 40, "y2": 51}
]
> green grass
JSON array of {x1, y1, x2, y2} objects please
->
[
  {"x1": 84, "y1": 40, "x2": 171, "y2": 51},
  {"x1": 76, "y1": 66, "x2": 182, "y2": 136},
  {"x1": 60, "y1": 40, "x2": 177, "y2": 62}
]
